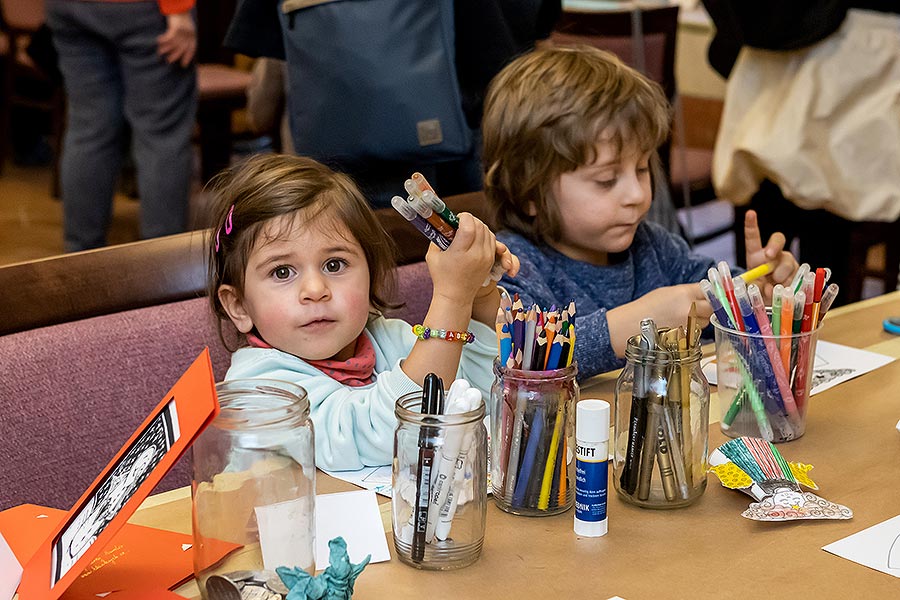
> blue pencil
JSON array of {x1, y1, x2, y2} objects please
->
[
  {"x1": 512, "y1": 405, "x2": 545, "y2": 508},
  {"x1": 545, "y1": 335, "x2": 564, "y2": 371}
]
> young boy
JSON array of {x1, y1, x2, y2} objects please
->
[{"x1": 482, "y1": 45, "x2": 797, "y2": 380}]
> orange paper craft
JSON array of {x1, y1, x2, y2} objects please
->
[
  {"x1": 17, "y1": 350, "x2": 220, "y2": 600},
  {"x1": 0, "y1": 504, "x2": 239, "y2": 599}
]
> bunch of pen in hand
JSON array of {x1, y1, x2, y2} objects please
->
[
  {"x1": 391, "y1": 172, "x2": 504, "y2": 282},
  {"x1": 496, "y1": 292, "x2": 576, "y2": 371},
  {"x1": 408, "y1": 374, "x2": 482, "y2": 563},
  {"x1": 618, "y1": 313, "x2": 706, "y2": 506},
  {"x1": 704, "y1": 262, "x2": 838, "y2": 443}
]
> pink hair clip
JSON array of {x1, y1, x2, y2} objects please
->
[{"x1": 214, "y1": 204, "x2": 235, "y2": 252}]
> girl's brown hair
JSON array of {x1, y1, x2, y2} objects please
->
[
  {"x1": 482, "y1": 45, "x2": 671, "y2": 246},
  {"x1": 205, "y1": 154, "x2": 398, "y2": 348}
]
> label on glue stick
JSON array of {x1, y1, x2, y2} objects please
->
[{"x1": 575, "y1": 440, "x2": 608, "y2": 524}]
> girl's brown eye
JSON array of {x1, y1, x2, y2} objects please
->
[
  {"x1": 324, "y1": 259, "x2": 346, "y2": 273},
  {"x1": 274, "y1": 266, "x2": 291, "y2": 279}
]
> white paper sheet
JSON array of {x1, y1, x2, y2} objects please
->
[
  {"x1": 702, "y1": 340, "x2": 895, "y2": 394},
  {"x1": 255, "y1": 497, "x2": 315, "y2": 572},
  {"x1": 822, "y1": 515, "x2": 900, "y2": 577},
  {"x1": 322, "y1": 465, "x2": 393, "y2": 497},
  {"x1": 0, "y1": 532, "x2": 22, "y2": 600},
  {"x1": 315, "y1": 491, "x2": 390, "y2": 567}
]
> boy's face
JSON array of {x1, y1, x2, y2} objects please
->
[
  {"x1": 547, "y1": 142, "x2": 653, "y2": 266},
  {"x1": 219, "y1": 211, "x2": 372, "y2": 362}
]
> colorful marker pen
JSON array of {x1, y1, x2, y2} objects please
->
[
  {"x1": 707, "y1": 267, "x2": 735, "y2": 327},
  {"x1": 391, "y1": 196, "x2": 451, "y2": 250},
  {"x1": 791, "y1": 263, "x2": 810, "y2": 295},
  {"x1": 406, "y1": 194, "x2": 456, "y2": 240},
  {"x1": 819, "y1": 283, "x2": 840, "y2": 319},
  {"x1": 747, "y1": 283, "x2": 801, "y2": 428},
  {"x1": 701, "y1": 280, "x2": 775, "y2": 441},
  {"x1": 422, "y1": 190, "x2": 460, "y2": 229},
  {"x1": 737, "y1": 262, "x2": 772, "y2": 284},
  {"x1": 811, "y1": 268, "x2": 826, "y2": 328},
  {"x1": 718, "y1": 261, "x2": 744, "y2": 331},
  {"x1": 780, "y1": 288, "x2": 794, "y2": 375}
]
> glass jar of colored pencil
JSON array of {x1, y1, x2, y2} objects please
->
[
  {"x1": 490, "y1": 360, "x2": 579, "y2": 516},
  {"x1": 391, "y1": 380, "x2": 487, "y2": 570},
  {"x1": 705, "y1": 266, "x2": 834, "y2": 443},
  {"x1": 613, "y1": 322, "x2": 710, "y2": 509}
]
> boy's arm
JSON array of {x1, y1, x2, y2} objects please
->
[{"x1": 570, "y1": 309, "x2": 625, "y2": 380}]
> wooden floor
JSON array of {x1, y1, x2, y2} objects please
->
[{"x1": 0, "y1": 162, "x2": 144, "y2": 266}]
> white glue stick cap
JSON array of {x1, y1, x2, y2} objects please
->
[{"x1": 576, "y1": 399, "x2": 610, "y2": 443}]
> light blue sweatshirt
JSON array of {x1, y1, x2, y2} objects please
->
[{"x1": 225, "y1": 315, "x2": 497, "y2": 471}]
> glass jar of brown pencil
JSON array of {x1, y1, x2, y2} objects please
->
[
  {"x1": 613, "y1": 331, "x2": 709, "y2": 509},
  {"x1": 490, "y1": 360, "x2": 578, "y2": 516}
]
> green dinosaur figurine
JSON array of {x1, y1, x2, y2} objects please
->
[{"x1": 276, "y1": 537, "x2": 371, "y2": 600}]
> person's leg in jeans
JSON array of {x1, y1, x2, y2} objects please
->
[
  {"x1": 47, "y1": 1, "x2": 126, "y2": 251},
  {"x1": 118, "y1": 3, "x2": 197, "y2": 240}
]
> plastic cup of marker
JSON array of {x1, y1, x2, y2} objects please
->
[
  {"x1": 712, "y1": 312, "x2": 820, "y2": 443},
  {"x1": 391, "y1": 391, "x2": 487, "y2": 570},
  {"x1": 489, "y1": 360, "x2": 578, "y2": 516}
]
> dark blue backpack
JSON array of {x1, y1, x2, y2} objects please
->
[{"x1": 279, "y1": 0, "x2": 473, "y2": 167}]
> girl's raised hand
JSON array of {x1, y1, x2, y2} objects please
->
[
  {"x1": 426, "y1": 212, "x2": 497, "y2": 305},
  {"x1": 496, "y1": 239, "x2": 520, "y2": 278},
  {"x1": 744, "y1": 209, "x2": 798, "y2": 300}
]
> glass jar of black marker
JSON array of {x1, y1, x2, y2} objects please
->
[
  {"x1": 613, "y1": 331, "x2": 710, "y2": 509},
  {"x1": 391, "y1": 377, "x2": 487, "y2": 570}
]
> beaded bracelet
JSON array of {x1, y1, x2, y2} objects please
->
[{"x1": 412, "y1": 324, "x2": 475, "y2": 344}]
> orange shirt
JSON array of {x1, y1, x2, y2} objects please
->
[{"x1": 88, "y1": 0, "x2": 196, "y2": 17}]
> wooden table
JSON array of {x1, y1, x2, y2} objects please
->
[{"x1": 130, "y1": 292, "x2": 900, "y2": 599}]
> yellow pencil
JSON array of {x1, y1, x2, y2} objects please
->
[{"x1": 537, "y1": 398, "x2": 565, "y2": 509}]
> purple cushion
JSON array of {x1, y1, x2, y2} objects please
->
[
  {"x1": 384, "y1": 261, "x2": 433, "y2": 325},
  {"x1": 0, "y1": 263, "x2": 434, "y2": 510},
  {"x1": 0, "y1": 298, "x2": 230, "y2": 510}
]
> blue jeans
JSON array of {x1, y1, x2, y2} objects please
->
[{"x1": 47, "y1": 1, "x2": 197, "y2": 251}]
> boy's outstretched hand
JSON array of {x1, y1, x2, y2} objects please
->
[
  {"x1": 607, "y1": 283, "x2": 713, "y2": 358},
  {"x1": 744, "y1": 209, "x2": 799, "y2": 300}
]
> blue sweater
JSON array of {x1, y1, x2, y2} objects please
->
[{"x1": 498, "y1": 221, "x2": 714, "y2": 380}]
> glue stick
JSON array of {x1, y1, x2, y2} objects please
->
[{"x1": 574, "y1": 399, "x2": 609, "y2": 537}]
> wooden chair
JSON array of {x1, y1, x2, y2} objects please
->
[
  {"x1": 551, "y1": 5, "x2": 729, "y2": 244},
  {"x1": 0, "y1": 0, "x2": 63, "y2": 195},
  {"x1": 844, "y1": 220, "x2": 900, "y2": 304}
]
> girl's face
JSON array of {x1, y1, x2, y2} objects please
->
[
  {"x1": 219, "y1": 211, "x2": 372, "y2": 362},
  {"x1": 546, "y1": 141, "x2": 653, "y2": 265}
]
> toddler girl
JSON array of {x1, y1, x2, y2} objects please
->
[{"x1": 205, "y1": 154, "x2": 517, "y2": 470}]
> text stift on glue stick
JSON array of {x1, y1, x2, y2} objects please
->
[{"x1": 575, "y1": 399, "x2": 609, "y2": 537}]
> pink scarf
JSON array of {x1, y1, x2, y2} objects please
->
[{"x1": 247, "y1": 333, "x2": 376, "y2": 387}]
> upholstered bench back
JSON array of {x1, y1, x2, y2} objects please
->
[{"x1": 0, "y1": 261, "x2": 433, "y2": 510}]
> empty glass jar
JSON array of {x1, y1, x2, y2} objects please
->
[{"x1": 192, "y1": 379, "x2": 315, "y2": 597}]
